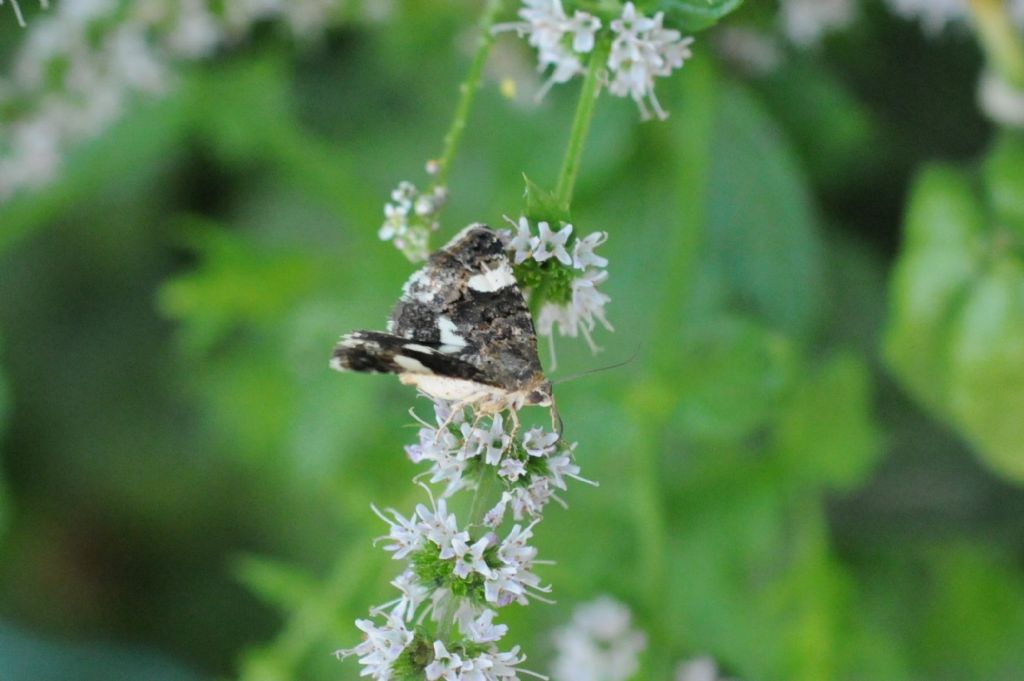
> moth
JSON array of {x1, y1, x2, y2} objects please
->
[{"x1": 330, "y1": 224, "x2": 554, "y2": 424}]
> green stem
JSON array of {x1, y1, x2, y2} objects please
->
[
  {"x1": 555, "y1": 40, "x2": 609, "y2": 209},
  {"x1": 435, "y1": 0, "x2": 505, "y2": 187},
  {"x1": 970, "y1": 0, "x2": 1024, "y2": 89}
]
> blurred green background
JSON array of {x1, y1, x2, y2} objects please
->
[{"x1": 2, "y1": 1, "x2": 1024, "y2": 680}]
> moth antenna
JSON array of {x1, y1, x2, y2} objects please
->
[{"x1": 551, "y1": 343, "x2": 643, "y2": 385}]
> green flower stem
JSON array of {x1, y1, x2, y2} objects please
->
[
  {"x1": 437, "y1": 462, "x2": 498, "y2": 643},
  {"x1": 434, "y1": 0, "x2": 505, "y2": 187},
  {"x1": 969, "y1": 0, "x2": 1024, "y2": 89},
  {"x1": 555, "y1": 39, "x2": 610, "y2": 209}
]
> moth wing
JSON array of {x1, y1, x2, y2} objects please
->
[
  {"x1": 388, "y1": 225, "x2": 544, "y2": 392},
  {"x1": 330, "y1": 331, "x2": 488, "y2": 382}
]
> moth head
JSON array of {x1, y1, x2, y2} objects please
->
[{"x1": 524, "y1": 378, "x2": 554, "y2": 407}]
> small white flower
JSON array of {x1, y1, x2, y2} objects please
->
[
  {"x1": 499, "y1": 457, "x2": 527, "y2": 481},
  {"x1": 572, "y1": 231, "x2": 609, "y2": 270},
  {"x1": 509, "y1": 477, "x2": 556, "y2": 519},
  {"x1": 498, "y1": 522, "x2": 539, "y2": 568},
  {"x1": 484, "y1": 491, "x2": 514, "y2": 527},
  {"x1": 464, "y1": 609, "x2": 509, "y2": 644},
  {"x1": 532, "y1": 221, "x2": 573, "y2": 265},
  {"x1": 483, "y1": 645, "x2": 532, "y2": 678},
  {"x1": 416, "y1": 496, "x2": 462, "y2": 551},
  {"x1": 336, "y1": 613, "x2": 413, "y2": 679},
  {"x1": 572, "y1": 268, "x2": 614, "y2": 349},
  {"x1": 372, "y1": 505, "x2": 426, "y2": 560},
  {"x1": 547, "y1": 451, "x2": 595, "y2": 491},
  {"x1": 437, "y1": 528, "x2": 471, "y2": 561},
  {"x1": 451, "y1": 534, "x2": 494, "y2": 579},
  {"x1": 384, "y1": 570, "x2": 430, "y2": 622},
  {"x1": 504, "y1": 215, "x2": 535, "y2": 264},
  {"x1": 567, "y1": 10, "x2": 601, "y2": 53},
  {"x1": 522, "y1": 427, "x2": 559, "y2": 457},
  {"x1": 482, "y1": 413, "x2": 512, "y2": 465},
  {"x1": 607, "y1": 2, "x2": 694, "y2": 120},
  {"x1": 425, "y1": 641, "x2": 463, "y2": 681}
]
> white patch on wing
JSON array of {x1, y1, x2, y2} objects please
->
[
  {"x1": 440, "y1": 344, "x2": 463, "y2": 354},
  {"x1": 467, "y1": 261, "x2": 516, "y2": 292},
  {"x1": 394, "y1": 355, "x2": 429, "y2": 373},
  {"x1": 404, "y1": 343, "x2": 435, "y2": 354},
  {"x1": 437, "y1": 316, "x2": 467, "y2": 347},
  {"x1": 401, "y1": 268, "x2": 436, "y2": 303},
  {"x1": 329, "y1": 356, "x2": 346, "y2": 371},
  {"x1": 400, "y1": 374, "x2": 497, "y2": 402}
]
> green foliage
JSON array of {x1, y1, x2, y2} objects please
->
[
  {"x1": 885, "y1": 141, "x2": 1024, "y2": 482},
  {"x1": 701, "y1": 81, "x2": 825, "y2": 340},
  {"x1": 0, "y1": 335, "x2": 8, "y2": 540},
  {"x1": 0, "y1": 623, "x2": 201, "y2": 681},
  {"x1": 655, "y1": 0, "x2": 745, "y2": 32},
  {"x1": 672, "y1": 316, "x2": 797, "y2": 443},
  {"x1": 523, "y1": 173, "x2": 572, "y2": 224},
  {"x1": 773, "y1": 352, "x2": 882, "y2": 490},
  {"x1": 158, "y1": 226, "x2": 324, "y2": 355},
  {"x1": 0, "y1": 4, "x2": 1022, "y2": 681},
  {"x1": 983, "y1": 132, "x2": 1024, "y2": 237}
]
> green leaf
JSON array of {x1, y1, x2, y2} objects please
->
[
  {"x1": 522, "y1": 173, "x2": 571, "y2": 224},
  {"x1": 701, "y1": 81, "x2": 825, "y2": 339},
  {"x1": 947, "y1": 259, "x2": 1024, "y2": 480},
  {"x1": 983, "y1": 131, "x2": 1024, "y2": 239},
  {"x1": 234, "y1": 555, "x2": 319, "y2": 612},
  {"x1": 774, "y1": 352, "x2": 882, "y2": 490},
  {"x1": 656, "y1": 0, "x2": 745, "y2": 32},
  {"x1": 673, "y1": 315, "x2": 797, "y2": 443},
  {"x1": 884, "y1": 166, "x2": 984, "y2": 411},
  {"x1": 885, "y1": 159, "x2": 1024, "y2": 482},
  {"x1": 157, "y1": 223, "x2": 322, "y2": 355}
]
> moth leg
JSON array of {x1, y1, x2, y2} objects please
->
[
  {"x1": 508, "y1": 408, "x2": 521, "y2": 442},
  {"x1": 434, "y1": 393, "x2": 486, "y2": 443},
  {"x1": 434, "y1": 401, "x2": 466, "y2": 443},
  {"x1": 549, "y1": 400, "x2": 562, "y2": 435}
]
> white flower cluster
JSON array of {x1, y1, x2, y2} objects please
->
[
  {"x1": 338, "y1": 400, "x2": 591, "y2": 680},
  {"x1": 407, "y1": 402, "x2": 592, "y2": 519},
  {"x1": 373, "y1": 491, "x2": 550, "y2": 608},
  {"x1": 493, "y1": 0, "x2": 602, "y2": 99},
  {"x1": 337, "y1": 596, "x2": 532, "y2": 680},
  {"x1": 606, "y1": 2, "x2": 693, "y2": 120},
  {"x1": 379, "y1": 179, "x2": 449, "y2": 262},
  {"x1": 550, "y1": 597, "x2": 648, "y2": 681},
  {"x1": 500, "y1": 216, "x2": 612, "y2": 359},
  {"x1": 0, "y1": 0, "x2": 382, "y2": 203},
  {"x1": 495, "y1": 1, "x2": 693, "y2": 120},
  {"x1": 547, "y1": 597, "x2": 743, "y2": 681}
]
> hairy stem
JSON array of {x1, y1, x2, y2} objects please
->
[
  {"x1": 435, "y1": 0, "x2": 505, "y2": 187},
  {"x1": 555, "y1": 40, "x2": 609, "y2": 209}
]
